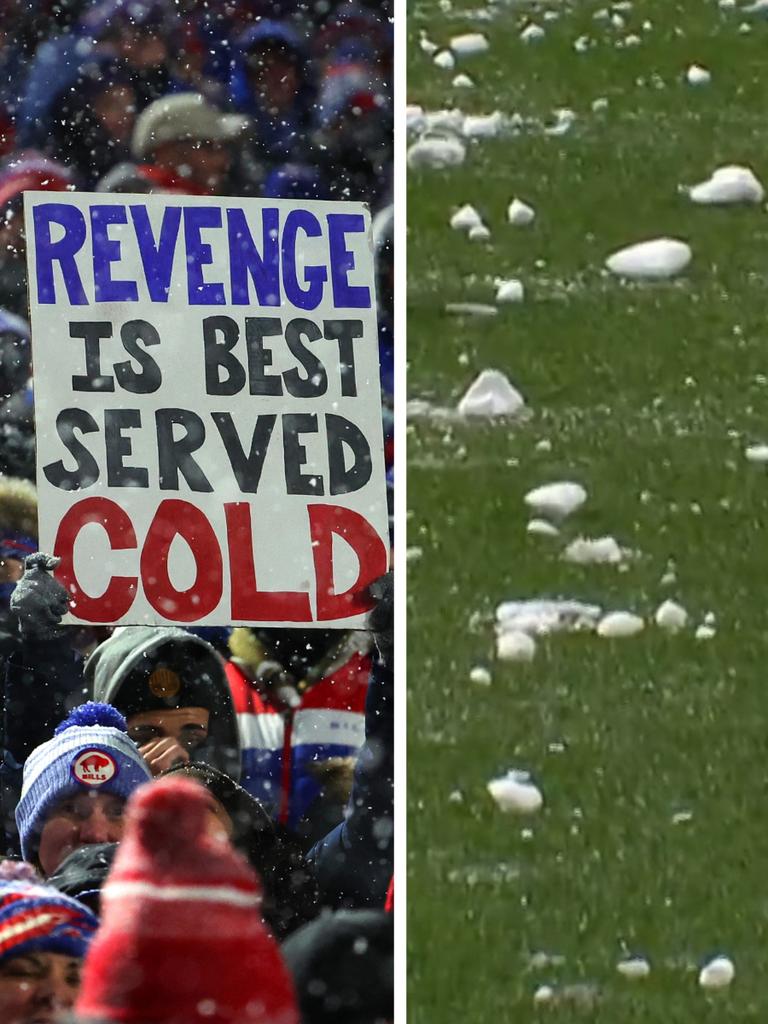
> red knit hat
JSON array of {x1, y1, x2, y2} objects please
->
[{"x1": 75, "y1": 776, "x2": 299, "y2": 1024}]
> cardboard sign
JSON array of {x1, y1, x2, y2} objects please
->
[{"x1": 25, "y1": 192, "x2": 389, "y2": 627}]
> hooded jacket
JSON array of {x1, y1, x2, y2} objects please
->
[{"x1": 85, "y1": 626, "x2": 241, "y2": 781}]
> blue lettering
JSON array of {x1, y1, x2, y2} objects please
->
[
  {"x1": 184, "y1": 207, "x2": 225, "y2": 305},
  {"x1": 91, "y1": 205, "x2": 138, "y2": 303},
  {"x1": 33, "y1": 204, "x2": 87, "y2": 305},
  {"x1": 282, "y1": 210, "x2": 326, "y2": 310},
  {"x1": 130, "y1": 205, "x2": 181, "y2": 302},
  {"x1": 228, "y1": 207, "x2": 280, "y2": 306},
  {"x1": 327, "y1": 213, "x2": 371, "y2": 308}
]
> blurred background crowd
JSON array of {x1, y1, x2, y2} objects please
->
[{"x1": 0, "y1": 2, "x2": 394, "y2": 1022}]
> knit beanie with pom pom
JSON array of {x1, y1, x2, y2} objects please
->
[
  {"x1": 16, "y1": 702, "x2": 152, "y2": 864},
  {"x1": 0, "y1": 858, "x2": 98, "y2": 964},
  {"x1": 76, "y1": 775, "x2": 298, "y2": 1024}
]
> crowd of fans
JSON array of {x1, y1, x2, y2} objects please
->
[{"x1": 0, "y1": 1, "x2": 394, "y2": 1022}]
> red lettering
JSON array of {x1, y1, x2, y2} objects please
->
[
  {"x1": 309, "y1": 504, "x2": 388, "y2": 620},
  {"x1": 225, "y1": 503, "x2": 311, "y2": 621},
  {"x1": 53, "y1": 497, "x2": 137, "y2": 621},
  {"x1": 141, "y1": 500, "x2": 223, "y2": 621}
]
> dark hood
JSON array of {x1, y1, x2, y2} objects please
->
[{"x1": 85, "y1": 626, "x2": 241, "y2": 781}]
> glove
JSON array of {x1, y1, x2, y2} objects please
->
[
  {"x1": 10, "y1": 553, "x2": 70, "y2": 642},
  {"x1": 366, "y1": 570, "x2": 393, "y2": 668}
]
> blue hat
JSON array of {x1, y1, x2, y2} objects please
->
[
  {"x1": 0, "y1": 861, "x2": 98, "y2": 963},
  {"x1": 16, "y1": 703, "x2": 152, "y2": 864}
]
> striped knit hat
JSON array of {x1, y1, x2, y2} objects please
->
[
  {"x1": 76, "y1": 776, "x2": 299, "y2": 1024},
  {"x1": 0, "y1": 861, "x2": 97, "y2": 964},
  {"x1": 16, "y1": 703, "x2": 152, "y2": 864}
]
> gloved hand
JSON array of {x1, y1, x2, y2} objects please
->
[
  {"x1": 367, "y1": 571, "x2": 393, "y2": 668},
  {"x1": 10, "y1": 553, "x2": 70, "y2": 642}
]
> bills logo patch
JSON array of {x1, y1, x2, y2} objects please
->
[{"x1": 72, "y1": 749, "x2": 117, "y2": 787}]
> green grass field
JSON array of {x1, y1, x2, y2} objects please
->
[{"x1": 407, "y1": 2, "x2": 768, "y2": 1020}]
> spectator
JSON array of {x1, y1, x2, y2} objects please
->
[
  {"x1": 161, "y1": 760, "x2": 319, "y2": 938},
  {"x1": 225, "y1": 627, "x2": 372, "y2": 839},
  {"x1": 74, "y1": 775, "x2": 299, "y2": 1024},
  {"x1": 229, "y1": 21, "x2": 315, "y2": 165},
  {"x1": 0, "y1": 154, "x2": 73, "y2": 317},
  {"x1": 282, "y1": 909, "x2": 393, "y2": 1024},
  {"x1": 14, "y1": 702, "x2": 151, "y2": 877},
  {"x1": 129, "y1": 92, "x2": 248, "y2": 194},
  {"x1": 0, "y1": 859, "x2": 98, "y2": 1024},
  {"x1": 0, "y1": 477, "x2": 36, "y2": 627},
  {"x1": 313, "y1": 63, "x2": 391, "y2": 208},
  {"x1": 85, "y1": 626, "x2": 242, "y2": 780},
  {"x1": 48, "y1": 59, "x2": 138, "y2": 187},
  {"x1": 0, "y1": 313, "x2": 34, "y2": 482},
  {"x1": 47, "y1": 841, "x2": 117, "y2": 916}
]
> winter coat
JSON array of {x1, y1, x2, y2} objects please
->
[
  {"x1": 305, "y1": 658, "x2": 393, "y2": 910},
  {"x1": 225, "y1": 632, "x2": 371, "y2": 833},
  {"x1": 1, "y1": 626, "x2": 85, "y2": 856},
  {"x1": 86, "y1": 626, "x2": 242, "y2": 782},
  {"x1": 228, "y1": 20, "x2": 315, "y2": 164}
]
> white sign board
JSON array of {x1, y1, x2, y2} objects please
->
[{"x1": 25, "y1": 192, "x2": 389, "y2": 628}]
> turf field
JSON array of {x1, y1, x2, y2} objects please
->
[{"x1": 406, "y1": 2, "x2": 768, "y2": 1020}]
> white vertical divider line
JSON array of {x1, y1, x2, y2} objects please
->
[{"x1": 392, "y1": 0, "x2": 408, "y2": 1015}]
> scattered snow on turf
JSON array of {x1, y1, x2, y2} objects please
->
[
  {"x1": 520, "y1": 23, "x2": 545, "y2": 43},
  {"x1": 617, "y1": 957, "x2": 651, "y2": 979},
  {"x1": 452, "y1": 73, "x2": 474, "y2": 88},
  {"x1": 495, "y1": 278, "x2": 524, "y2": 303},
  {"x1": 597, "y1": 611, "x2": 645, "y2": 637},
  {"x1": 507, "y1": 198, "x2": 536, "y2": 225},
  {"x1": 433, "y1": 49, "x2": 455, "y2": 70},
  {"x1": 457, "y1": 369, "x2": 525, "y2": 418},
  {"x1": 449, "y1": 203, "x2": 483, "y2": 232},
  {"x1": 563, "y1": 536, "x2": 632, "y2": 565},
  {"x1": 524, "y1": 481, "x2": 587, "y2": 519},
  {"x1": 745, "y1": 443, "x2": 768, "y2": 462},
  {"x1": 496, "y1": 630, "x2": 536, "y2": 661},
  {"x1": 496, "y1": 599, "x2": 602, "y2": 635},
  {"x1": 527, "y1": 518, "x2": 560, "y2": 537},
  {"x1": 450, "y1": 33, "x2": 489, "y2": 57},
  {"x1": 698, "y1": 956, "x2": 735, "y2": 989},
  {"x1": 469, "y1": 665, "x2": 492, "y2": 686},
  {"x1": 655, "y1": 599, "x2": 689, "y2": 632},
  {"x1": 686, "y1": 165, "x2": 764, "y2": 204},
  {"x1": 407, "y1": 135, "x2": 466, "y2": 170},
  {"x1": 686, "y1": 63, "x2": 711, "y2": 85},
  {"x1": 606, "y1": 238, "x2": 692, "y2": 280},
  {"x1": 487, "y1": 770, "x2": 543, "y2": 812}
]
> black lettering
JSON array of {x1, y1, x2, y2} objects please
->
[
  {"x1": 245, "y1": 317, "x2": 282, "y2": 396},
  {"x1": 282, "y1": 413, "x2": 323, "y2": 495},
  {"x1": 211, "y1": 412, "x2": 276, "y2": 494},
  {"x1": 114, "y1": 320, "x2": 162, "y2": 394},
  {"x1": 155, "y1": 408, "x2": 212, "y2": 492},
  {"x1": 203, "y1": 316, "x2": 245, "y2": 396},
  {"x1": 104, "y1": 409, "x2": 148, "y2": 488},
  {"x1": 323, "y1": 319, "x2": 363, "y2": 397},
  {"x1": 283, "y1": 318, "x2": 327, "y2": 398},
  {"x1": 70, "y1": 322, "x2": 114, "y2": 392},
  {"x1": 326, "y1": 414, "x2": 372, "y2": 495},
  {"x1": 43, "y1": 408, "x2": 100, "y2": 490}
]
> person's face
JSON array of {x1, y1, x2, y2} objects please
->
[
  {"x1": 247, "y1": 49, "x2": 300, "y2": 110},
  {"x1": 37, "y1": 791, "x2": 125, "y2": 876},
  {"x1": 127, "y1": 706, "x2": 210, "y2": 752},
  {"x1": 118, "y1": 28, "x2": 168, "y2": 70},
  {"x1": 0, "y1": 556, "x2": 23, "y2": 585},
  {"x1": 203, "y1": 793, "x2": 234, "y2": 843},
  {"x1": 92, "y1": 84, "x2": 136, "y2": 145},
  {"x1": 153, "y1": 140, "x2": 232, "y2": 193},
  {"x1": 0, "y1": 952, "x2": 82, "y2": 1024}
]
